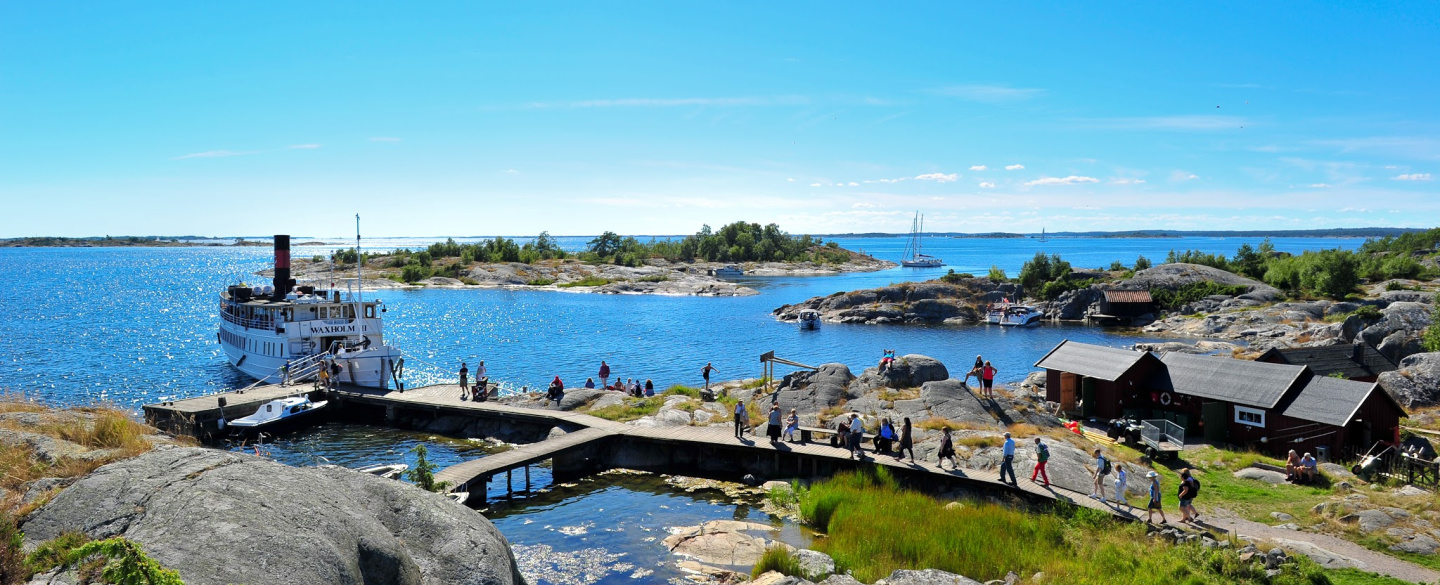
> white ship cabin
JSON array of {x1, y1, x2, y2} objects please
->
[{"x1": 219, "y1": 284, "x2": 384, "y2": 358}]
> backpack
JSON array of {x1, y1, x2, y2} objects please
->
[
  {"x1": 1188, "y1": 477, "x2": 1201, "y2": 498},
  {"x1": 1099, "y1": 456, "x2": 1112, "y2": 476},
  {"x1": 1037, "y1": 444, "x2": 1050, "y2": 462}
]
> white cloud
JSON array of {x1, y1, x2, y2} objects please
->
[
  {"x1": 810, "y1": 182, "x2": 823, "y2": 187},
  {"x1": 932, "y1": 85, "x2": 1046, "y2": 103},
  {"x1": 978, "y1": 181, "x2": 996, "y2": 189},
  {"x1": 1385, "y1": 165, "x2": 1400, "y2": 169},
  {"x1": 861, "y1": 177, "x2": 906, "y2": 184},
  {"x1": 1394, "y1": 173, "x2": 1432, "y2": 181},
  {"x1": 525, "y1": 96, "x2": 810, "y2": 108},
  {"x1": 852, "y1": 202, "x2": 879, "y2": 208},
  {"x1": 1005, "y1": 164, "x2": 1025, "y2": 171},
  {"x1": 286, "y1": 144, "x2": 321, "y2": 149},
  {"x1": 504, "y1": 169, "x2": 521, "y2": 174},
  {"x1": 1024, "y1": 175, "x2": 1100, "y2": 186},
  {"x1": 1070, "y1": 115, "x2": 1248, "y2": 131},
  {"x1": 915, "y1": 173, "x2": 958, "y2": 183},
  {"x1": 786, "y1": 177, "x2": 795, "y2": 182},
  {"x1": 369, "y1": 137, "x2": 402, "y2": 142},
  {"x1": 847, "y1": 182, "x2": 859, "y2": 186},
  {"x1": 1171, "y1": 171, "x2": 1200, "y2": 181},
  {"x1": 1340, "y1": 207, "x2": 1372, "y2": 213},
  {"x1": 171, "y1": 150, "x2": 257, "y2": 160},
  {"x1": 1310, "y1": 183, "x2": 1331, "y2": 188},
  {"x1": 969, "y1": 165, "x2": 988, "y2": 171},
  {"x1": 1110, "y1": 178, "x2": 1146, "y2": 185}
]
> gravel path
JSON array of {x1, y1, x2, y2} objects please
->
[{"x1": 1205, "y1": 508, "x2": 1439, "y2": 583}]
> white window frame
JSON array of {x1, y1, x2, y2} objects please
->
[{"x1": 1234, "y1": 406, "x2": 1266, "y2": 428}]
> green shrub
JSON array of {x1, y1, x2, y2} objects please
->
[
  {"x1": 636, "y1": 274, "x2": 670, "y2": 283},
  {"x1": 940, "y1": 269, "x2": 974, "y2": 284},
  {"x1": 43, "y1": 538, "x2": 184, "y2": 585},
  {"x1": 752, "y1": 545, "x2": 825, "y2": 580},
  {"x1": 1134, "y1": 255, "x2": 1152, "y2": 271},
  {"x1": 403, "y1": 444, "x2": 451, "y2": 493},
  {"x1": 663, "y1": 385, "x2": 700, "y2": 398},
  {"x1": 558, "y1": 276, "x2": 612, "y2": 288},
  {"x1": 1019, "y1": 252, "x2": 1072, "y2": 292},
  {"x1": 1150, "y1": 282, "x2": 1250, "y2": 309},
  {"x1": 987, "y1": 266, "x2": 1008, "y2": 282},
  {"x1": 400, "y1": 262, "x2": 429, "y2": 283},
  {"x1": 527, "y1": 278, "x2": 556, "y2": 286},
  {"x1": 25, "y1": 532, "x2": 90, "y2": 575}
]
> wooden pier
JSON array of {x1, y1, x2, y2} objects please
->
[{"x1": 144, "y1": 383, "x2": 1138, "y2": 518}]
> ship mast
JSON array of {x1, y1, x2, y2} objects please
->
[{"x1": 355, "y1": 214, "x2": 363, "y2": 305}]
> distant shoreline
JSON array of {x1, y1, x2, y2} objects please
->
[{"x1": 1, "y1": 227, "x2": 1422, "y2": 247}]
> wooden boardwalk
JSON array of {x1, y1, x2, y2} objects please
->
[{"x1": 326, "y1": 384, "x2": 1139, "y2": 519}]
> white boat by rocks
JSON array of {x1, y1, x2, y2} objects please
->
[
  {"x1": 227, "y1": 396, "x2": 327, "y2": 435},
  {"x1": 709, "y1": 265, "x2": 744, "y2": 277},
  {"x1": 218, "y1": 226, "x2": 404, "y2": 389},
  {"x1": 447, "y1": 491, "x2": 470, "y2": 505},
  {"x1": 987, "y1": 303, "x2": 1043, "y2": 327},
  {"x1": 355, "y1": 463, "x2": 409, "y2": 480},
  {"x1": 798, "y1": 309, "x2": 822, "y2": 330},
  {"x1": 900, "y1": 212, "x2": 943, "y2": 268}
]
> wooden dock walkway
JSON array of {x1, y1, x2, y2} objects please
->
[
  {"x1": 146, "y1": 383, "x2": 1136, "y2": 519},
  {"x1": 324, "y1": 384, "x2": 1137, "y2": 519}
]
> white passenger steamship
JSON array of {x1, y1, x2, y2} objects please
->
[{"x1": 218, "y1": 234, "x2": 402, "y2": 388}]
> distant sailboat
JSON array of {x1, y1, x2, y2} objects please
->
[
  {"x1": 900, "y1": 212, "x2": 944, "y2": 268},
  {"x1": 1040, "y1": 228, "x2": 1047, "y2": 242}
]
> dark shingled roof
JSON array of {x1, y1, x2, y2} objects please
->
[
  {"x1": 1033, "y1": 340, "x2": 1155, "y2": 382},
  {"x1": 1152, "y1": 352, "x2": 1307, "y2": 408},
  {"x1": 1277, "y1": 376, "x2": 1402, "y2": 427},
  {"x1": 1103, "y1": 290, "x2": 1153, "y2": 304},
  {"x1": 1257, "y1": 344, "x2": 1398, "y2": 380}
]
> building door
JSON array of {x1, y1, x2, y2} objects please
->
[
  {"x1": 1060, "y1": 373, "x2": 1078, "y2": 413},
  {"x1": 1081, "y1": 377, "x2": 1097, "y2": 418},
  {"x1": 1202, "y1": 401, "x2": 1227, "y2": 443}
]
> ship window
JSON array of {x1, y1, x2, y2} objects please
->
[{"x1": 365, "y1": 305, "x2": 375, "y2": 318}]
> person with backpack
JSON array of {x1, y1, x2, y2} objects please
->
[
  {"x1": 1178, "y1": 468, "x2": 1201, "y2": 523},
  {"x1": 999, "y1": 432, "x2": 1018, "y2": 486},
  {"x1": 1031, "y1": 437, "x2": 1050, "y2": 486},
  {"x1": 1090, "y1": 448, "x2": 1110, "y2": 501},
  {"x1": 1146, "y1": 471, "x2": 1167, "y2": 524}
]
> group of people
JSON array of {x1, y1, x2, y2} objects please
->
[
  {"x1": 1285, "y1": 449, "x2": 1319, "y2": 484},
  {"x1": 457, "y1": 361, "x2": 492, "y2": 401},
  {"x1": 961, "y1": 355, "x2": 998, "y2": 398}
]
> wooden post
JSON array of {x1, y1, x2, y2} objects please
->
[
  {"x1": 507, "y1": 469, "x2": 513, "y2": 500},
  {"x1": 476, "y1": 476, "x2": 488, "y2": 505},
  {"x1": 525, "y1": 465, "x2": 531, "y2": 493}
]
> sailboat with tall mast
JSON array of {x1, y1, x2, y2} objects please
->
[{"x1": 900, "y1": 212, "x2": 944, "y2": 268}]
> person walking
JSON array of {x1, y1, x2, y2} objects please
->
[
  {"x1": 981, "y1": 361, "x2": 998, "y2": 399},
  {"x1": 766, "y1": 404, "x2": 783, "y2": 443},
  {"x1": 999, "y1": 432, "x2": 1018, "y2": 486},
  {"x1": 897, "y1": 417, "x2": 915, "y2": 462},
  {"x1": 702, "y1": 362, "x2": 718, "y2": 391},
  {"x1": 1090, "y1": 448, "x2": 1110, "y2": 501},
  {"x1": 1113, "y1": 465, "x2": 1131, "y2": 510},
  {"x1": 1146, "y1": 471, "x2": 1167, "y2": 524},
  {"x1": 733, "y1": 398, "x2": 747, "y2": 439},
  {"x1": 599, "y1": 361, "x2": 610, "y2": 388},
  {"x1": 458, "y1": 362, "x2": 470, "y2": 396},
  {"x1": 1031, "y1": 437, "x2": 1050, "y2": 486},
  {"x1": 1178, "y1": 469, "x2": 1200, "y2": 523},
  {"x1": 783, "y1": 408, "x2": 800, "y2": 442},
  {"x1": 937, "y1": 427, "x2": 958, "y2": 470},
  {"x1": 848, "y1": 414, "x2": 866, "y2": 460}
]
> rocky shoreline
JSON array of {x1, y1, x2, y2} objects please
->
[
  {"x1": 270, "y1": 255, "x2": 897, "y2": 297},
  {"x1": 772, "y1": 278, "x2": 1022, "y2": 325}
]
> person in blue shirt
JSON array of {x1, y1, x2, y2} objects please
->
[
  {"x1": 1146, "y1": 471, "x2": 1167, "y2": 524},
  {"x1": 584, "y1": 377, "x2": 596, "y2": 389},
  {"x1": 999, "y1": 432, "x2": 1018, "y2": 486}
]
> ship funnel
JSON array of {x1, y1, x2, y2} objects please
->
[{"x1": 272, "y1": 235, "x2": 294, "y2": 299}]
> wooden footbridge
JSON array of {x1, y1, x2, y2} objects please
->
[{"x1": 144, "y1": 382, "x2": 1137, "y2": 518}]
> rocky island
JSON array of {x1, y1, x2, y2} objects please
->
[{"x1": 270, "y1": 222, "x2": 895, "y2": 297}]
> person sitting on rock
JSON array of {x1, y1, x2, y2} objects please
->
[
  {"x1": 1285, "y1": 449, "x2": 1301, "y2": 481},
  {"x1": 875, "y1": 418, "x2": 896, "y2": 455},
  {"x1": 584, "y1": 377, "x2": 596, "y2": 389},
  {"x1": 879, "y1": 349, "x2": 895, "y2": 372},
  {"x1": 963, "y1": 355, "x2": 984, "y2": 385},
  {"x1": 1300, "y1": 453, "x2": 1318, "y2": 484},
  {"x1": 783, "y1": 408, "x2": 800, "y2": 442},
  {"x1": 833, "y1": 418, "x2": 850, "y2": 449},
  {"x1": 546, "y1": 376, "x2": 564, "y2": 407}
]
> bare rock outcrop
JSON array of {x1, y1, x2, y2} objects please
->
[{"x1": 22, "y1": 447, "x2": 524, "y2": 585}]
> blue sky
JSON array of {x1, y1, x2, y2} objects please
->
[{"x1": 2, "y1": 2, "x2": 1438, "y2": 237}]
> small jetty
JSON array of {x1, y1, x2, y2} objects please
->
[{"x1": 144, "y1": 382, "x2": 1136, "y2": 516}]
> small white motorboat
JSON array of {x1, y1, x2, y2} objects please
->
[
  {"x1": 227, "y1": 396, "x2": 327, "y2": 436},
  {"x1": 989, "y1": 304, "x2": 1043, "y2": 327},
  {"x1": 447, "y1": 491, "x2": 470, "y2": 505},
  {"x1": 798, "y1": 309, "x2": 822, "y2": 330},
  {"x1": 710, "y1": 265, "x2": 744, "y2": 277},
  {"x1": 355, "y1": 463, "x2": 409, "y2": 480}
]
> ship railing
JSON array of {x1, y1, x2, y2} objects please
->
[
  {"x1": 220, "y1": 311, "x2": 274, "y2": 330},
  {"x1": 284, "y1": 350, "x2": 335, "y2": 383}
]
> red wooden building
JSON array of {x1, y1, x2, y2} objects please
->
[{"x1": 1036, "y1": 341, "x2": 1405, "y2": 459}]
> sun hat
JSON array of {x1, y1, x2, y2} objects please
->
[{"x1": 1146, "y1": 471, "x2": 1158, "y2": 478}]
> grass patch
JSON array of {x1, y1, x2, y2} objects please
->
[
  {"x1": 663, "y1": 385, "x2": 701, "y2": 399},
  {"x1": 790, "y1": 468, "x2": 1337, "y2": 584},
  {"x1": 635, "y1": 274, "x2": 670, "y2": 283},
  {"x1": 1326, "y1": 568, "x2": 1421, "y2": 585},
  {"x1": 526, "y1": 278, "x2": 556, "y2": 286},
  {"x1": 915, "y1": 417, "x2": 988, "y2": 431},
  {"x1": 956, "y1": 436, "x2": 1002, "y2": 449},
  {"x1": 586, "y1": 397, "x2": 664, "y2": 422},
  {"x1": 752, "y1": 545, "x2": 826, "y2": 580},
  {"x1": 458, "y1": 277, "x2": 480, "y2": 285},
  {"x1": 558, "y1": 276, "x2": 612, "y2": 288}
]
